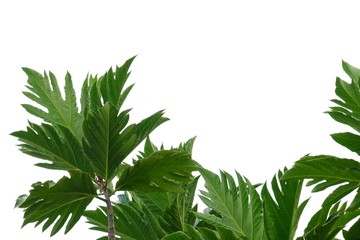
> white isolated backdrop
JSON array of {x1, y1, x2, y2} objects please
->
[{"x1": 2, "y1": 0, "x2": 360, "y2": 239}]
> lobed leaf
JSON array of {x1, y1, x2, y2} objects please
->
[
  {"x1": 83, "y1": 103, "x2": 168, "y2": 181},
  {"x1": 12, "y1": 122, "x2": 92, "y2": 174},
  {"x1": 19, "y1": 172, "x2": 97, "y2": 236},
  {"x1": 261, "y1": 169, "x2": 309, "y2": 240},
  {"x1": 116, "y1": 150, "x2": 200, "y2": 193},
  {"x1": 22, "y1": 68, "x2": 82, "y2": 138},
  {"x1": 195, "y1": 169, "x2": 266, "y2": 239}
]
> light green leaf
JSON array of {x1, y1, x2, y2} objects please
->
[
  {"x1": 22, "y1": 68, "x2": 82, "y2": 138},
  {"x1": 261, "y1": 168, "x2": 309, "y2": 240},
  {"x1": 12, "y1": 122, "x2": 92, "y2": 174},
  {"x1": 19, "y1": 172, "x2": 96, "y2": 236},
  {"x1": 194, "y1": 169, "x2": 266, "y2": 239},
  {"x1": 116, "y1": 150, "x2": 200, "y2": 193}
]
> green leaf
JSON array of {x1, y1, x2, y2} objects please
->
[
  {"x1": 322, "y1": 183, "x2": 359, "y2": 207},
  {"x1": 343, "y1": 60, "x2": 360, "y2": 84},
  {"x1": 282, "y1": 155, "x2": 360, "y2": 185},
  {"x1": 282, "y1": 155, "x2": 360, "y2": 211},
  {"x1": 99, "y1": 56, "x2": 135, "y2": 110},
  {"x1": 85, "y1": 203, "x2": 158, "y2": 240},
  {"x1": 116, "y1": 150, "x2": 200, "y2": 193},
  {"x1": 302, "y1": 202, "x2": 360, "y2": 239},
  {"x1": 19, "y1": 172, "x2": 96, "y2": 236},
  {"x1": 194, "y1": 169, "x2": 266, "y2": 239},
  {"x1": 15, "y1": 194, "x2": 28, "y2": 208},
  {"x1": 12, "y1": 122, "x2": 92, "y2": 174},
  {"x1": 22, "y1": 68, "x2": 82, "y2": 138},
  {"x1": 327, "y1": 61, "x2": 360, "y2": 134},
  {"x1": 346, "y1": 217, "x2": 360, "y2": 240},
  {"x1": 131, "y1": 191, "x2": 175, "y2": 217},
  {"x1": 83, "y1": 103, "x2": 131, "y2": 181},
  {"x1": 161, "y1": 232, "x2": 190, "y2": 240},
  {"x1": 261, "y1": 168, "x2": 309, "y2": 240},
  {"x1": 331, "y1": 132, "x2": 360, "y2": 155},
  {"x1": 197, "y1": 227, "x2": 221, "y2": 240},
  {"x1": 83, "y1": 102, "x2": 168, "y2": 181},
  {"x1": 80, "y1": 56, "x2": 135, "y2": 115},
  {"x1": 159, "y1": 177, "x2": 199, "y2": 233}
]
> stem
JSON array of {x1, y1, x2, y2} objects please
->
[{"x1": 104, "y1": 189, "x2": 116, "y2": 240}]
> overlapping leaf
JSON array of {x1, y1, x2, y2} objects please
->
[
  {"x1": 261, "y1": 169, "x2": 309, "y2": 240},
  {"x1": 131, "y1": 191, "x2": 175, "y2": 217},
  {"x1": 83, "y1": 102, "x2": 168, "y2": 181},
  {"x1": 22, "y1": 68, "x2": 82, "y2": 138},
  {"x1": 194, "y1": 169, "x2": 267, "y2": 239},
  {"x1": 85, "y1": 202, "x2": 158, "y2": 240},
  {"x1": 281, "y1": 155, "x2": 360, "y2": 197},
  {"x1": 300, "y1": 201, "x2": 360, "y2": 240},
  {"x1": 12, "y1": 122, "x2": 92, "y2": 174},
  {"x1": 18, "y1": 172, "x2": 97, "y2": 236},
  {"x1": 81, "y1": 56, "x2": 135, "y2": 115},
  {"x1": 158, "y1": 177, "x2": 199, "y2": 233},
  {"x1": 116, "y1": 150, "x2": 200, "y2": 193}
]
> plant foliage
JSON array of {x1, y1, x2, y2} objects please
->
[
  {"x1": 13, "y1": 57, "x2": 200, "y2": 237},
  {"x1": 13, "y1": 58, "x2": 360, "y2": 240}
]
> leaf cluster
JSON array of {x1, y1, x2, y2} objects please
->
[
  {"x1": 13, "y1": 57, "x2": 200, "y2": 236},
  {"x1": 13, "y1": 58, "x2": 360, "y2": 240}
]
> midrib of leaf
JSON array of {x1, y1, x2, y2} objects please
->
[
  {"x1": 288, "y1": 181, "x2": 302, "y2": 239},
  {"x1": 35, "y1": 195, "x2": 93, "y2": 220},
  {"x1": 104, "y1": 106, "x2": 110, "y2": 181},
  {"x1": 205, "y1": 178, "x2": 246, "y2": 237},
  {"x1": 20, "y1": 138, "x2": 82, "y2": 171},
  {"x1": 145, "y1": 193, "x2": 172, "y2": 212}
]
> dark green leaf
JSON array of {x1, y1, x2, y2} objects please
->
[
  {"x1": 85, "y1": 203, "x2": 158, "y2": 240},
  {"x1": 12, "y1": 122, "x2": 92, "y2": 174},
  {"x1": 116, "y1": 150, "x2": 200, "y2": 193},
  {"x1": 262, "y1": 169, "x2": 309, "y2": 240},
  {"x1": 282, "y1": 155, "x2": 360, "y2": 184},
  {"x1": 346, "y1": 217, "x2": 360, "y2": 240},
  {"x1": 331, "y1": 132, "x2": 360, "y2": 155},
  {"x1": 83, "y1": 103, "x2": 168, "y2": 181},
  {"x1": 19, "y1": 172, "x2": 96, "y2": 236}
]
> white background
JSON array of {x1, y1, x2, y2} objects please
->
[{"x1": 1, "y1": 0, "x2": 360, "y2": 239}]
